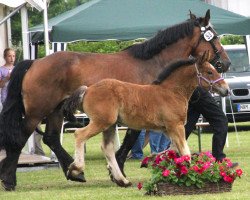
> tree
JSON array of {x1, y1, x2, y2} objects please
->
[{"x1": 11, "y1": 0, "x2": 89, "y2": 45}]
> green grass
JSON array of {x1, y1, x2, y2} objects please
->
[{"x1": 0, "y1": 125, "x2": 249, "y2": 200}]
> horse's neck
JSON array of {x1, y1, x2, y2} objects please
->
[
  {"x1": 161, "y1": 66, "x2": 198, "y2": 101},
  {"x1": 155, "y1": 37, "x2": 196, "y2": 67}
]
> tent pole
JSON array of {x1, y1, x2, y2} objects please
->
[
  {"x1": 21, "y1": 6, "x2": 30, "y2": 59},
  {"x1": 246, "y1": 35, "x2": 250, "y2": 65},
  {"x1": 43, "y1": 0, "x2": 50, "y2": 56}
]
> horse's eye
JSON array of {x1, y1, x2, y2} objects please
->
[{"x1": 207, "y1": 71, "x2": 213, "y2": 75}]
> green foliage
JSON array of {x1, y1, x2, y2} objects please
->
[
  {"x1": 220, "y1": 35, "x2": 244, "y2": 45},
  {"x1": 67, "y1": 40, "x2": 135, "y2": 53}
]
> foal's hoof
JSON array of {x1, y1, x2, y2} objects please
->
[
  {"x1": 67, "y1": 163, "x2": 86, "y2": 183},
  {"x1": 113, "y1": 179, "x2": 132, "y2": 188},
  {"x1": 1, "y1": 180, "x2": 15, "y2": 191}
]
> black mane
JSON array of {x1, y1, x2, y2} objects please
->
[
  {"x1": 153, "y1": 58, "x2": 196, "y2": 85},
  {"x1": 126, "y1": 19, "x2": 200, "y2": 60}
]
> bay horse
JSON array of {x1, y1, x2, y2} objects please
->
[
  {"x1": 63, "y1": 51, "x2": 229, "y2": 186},
  {"x1": 0, "y1": 10, "x2": 230, "y2": 191}
]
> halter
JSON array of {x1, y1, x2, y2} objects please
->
[
  {"x1": 195, "y1": 63, "x2": 224, "y2": 92},
  {"x1": 193, "y1": 25, "x2": 224, "y2": 73}
]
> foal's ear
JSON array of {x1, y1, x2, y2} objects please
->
[
  {"x1": 197, "y1": 51, "x2": 210, "y2": 65},
  {"x1": 204, "y1": 9, "x2": 210, "y2": 26},
  {"x1": 202, "y1": 50, "x2": 211, "y2": 62},
  {"x1": 189, "y1": 10, "x2": 196, "y2": 20}
]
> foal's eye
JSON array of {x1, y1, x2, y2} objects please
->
[{"x1": 207, "y1": 71, "x2": 213, "y2": 75}]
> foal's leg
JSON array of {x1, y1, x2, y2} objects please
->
[
  {"x1": 67, "y1": 122, "x2": 103, "y2": 179},
  {"x1": 115, "y1": 129, "x2": 141, "y2": 176},
  {"x1": 167, "y1": 125, "x2": 191, "y2": 157},
  {"x1": 43, "y1": 109, "x2": 86, "y2": 182},
  {"x1": 102, "y1": 126, "x2": 132, "y2": 187}
]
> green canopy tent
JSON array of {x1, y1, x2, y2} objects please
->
[{"x1": 29, "y1": 0, "x2": 250, "y2": 43}]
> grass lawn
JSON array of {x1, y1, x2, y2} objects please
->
[{"x1": 0, "y1": 123, "x2": 249, "y2": 200}]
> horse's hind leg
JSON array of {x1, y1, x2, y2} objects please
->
[
  {"x1": 0, "y1": 117, "x2": 39, "y2": 191},
  {"x1": 43, "y1": 109, "x2": 86, "y2": 182},
  {"x1": 102, "y1": 126, "x2": 132, "y2": 187}
]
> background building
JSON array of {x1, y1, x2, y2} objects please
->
[{"x1": 205, "y1": 0, "x2": 250, "y2": 17}]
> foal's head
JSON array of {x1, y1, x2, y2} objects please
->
[
  {"x1": 152, "y1": 51, "x2": 229, "y2": 97},
  {"x1": 195, "y1": 51, "x2": 229, "y2": 97}
]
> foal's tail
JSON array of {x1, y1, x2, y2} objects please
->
[
  {"x1": 63, "y1": 86, "x2": 88, "y2": 119},
  {"x1": 0, "y1": 60, "x2": 34, "y2": 150}
]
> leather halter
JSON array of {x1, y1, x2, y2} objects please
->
[
  {"x1": 195, "y1": 63, "x2": 224, "y2": 92},
  {"x1": 192, "y1": 25, "x2": 224, "y2": 73}
]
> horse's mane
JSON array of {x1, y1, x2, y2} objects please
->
[
  {"x1": 126, "y1": 19, "x2": 200, "y2": 60},
  {"x1": 153, "y1": 58, "x2": 196, "y2": 85}
]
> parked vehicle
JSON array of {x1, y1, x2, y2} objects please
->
[{"x1": 214, "y1": 44, "x2": 250, "y2": 122}]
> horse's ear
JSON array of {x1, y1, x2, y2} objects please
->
[
  {"x1": 189, "y1": 10, "x2": 196, "y2": 20},
  {"x1": 204, "y1": 9, "x2": 210, "y2": 26}
]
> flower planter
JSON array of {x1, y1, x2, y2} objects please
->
[
  {"x1": 155, "y1": 181, "x2": 232, "y2": 196},
  {"x1": 140, "y1": 150, "x2": 242, "y2": 195}
]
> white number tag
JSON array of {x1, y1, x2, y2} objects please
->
[{"x1": 204, "y1": 30, "x2": 214, "y2": 41}]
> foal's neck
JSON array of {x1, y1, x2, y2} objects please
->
[{"x1": 160, "y1": 65, "x2": 198, "y2": 101}]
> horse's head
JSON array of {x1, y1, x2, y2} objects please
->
[
  {"x1": 196, "y1": 51, "x2": 230, "y2": 97},
  {"x1": 190, "y1": 9, "x2": 231, "y2": 73}
]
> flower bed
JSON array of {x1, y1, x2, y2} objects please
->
[{"x1": 138, "y1": 150, "x2": 243, "y2": 195}]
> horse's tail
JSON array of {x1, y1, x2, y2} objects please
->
[
  {"x1": 63, "y1": 86, "x2": 88, "y2": 120},
  {"x1": 0, "y1": 60, "x2": 34, "y2": 150}
]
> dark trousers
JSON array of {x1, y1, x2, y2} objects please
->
[{"x1": 185, "y1": 87, "x2": 228, "y2": 161}]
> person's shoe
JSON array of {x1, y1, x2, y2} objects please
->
[{"x1": 230, "y1": 162, "x2": 239, "y2": 169}]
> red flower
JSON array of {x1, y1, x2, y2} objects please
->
[
  {"x1": 137, "y1": 182, "x2": 143, "y2": 190},
  {"x1": 220, "y1": 171, "x2": 226, "y2": 177},
  {"x1": 180, "y1": 166, "x2": 188, "y2": 175},
  {"x1": 168, "y1": 150, "x2": 177, "y2": 159},
  {"x1": 236, "y1": 169, "x2": 243, "y2": 177},
  {"x1": 141, "y1": 157, "x2": 149, "y2": 165},
  {"x1": 183, "y1": 155, "x2": 191, "y2": 162},
  {"x1": 223, "y1": 175, "x2": 234, "y2": 183},
  {"x1": 155, "y1": 155, "x2": 163, "y2": 165},
  {"x1": 162, "y1": 169, "x2": 170, "y2": 177},
  {"x1": 191, "y1": 165, "x2": 199, "y2": 172},
  {"x1": 223, "y1": 158, "x2": 233, "y2": 167},
  {"x1": 174, "y1": 157, "x2": 184, "y2": 164},
  {"x1": 202, "y1": 161, "x2": 212, "y2": 170}
]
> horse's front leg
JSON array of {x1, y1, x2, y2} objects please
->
[
  {"x1": 102, "y1": 126, "x2": 132, "y2": 187},
  {"x1": 167, "y1": 124, "x2": 191, "y2": 157},
  {"x1": 43, "y1": 109, "x2": 86, "y2": 183},
  {"x1": 115, "y1": 129, "x2": 141, "y2": 176}
]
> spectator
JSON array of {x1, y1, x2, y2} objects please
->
[
  {"x1": 0, "y1": 48, "x2": 15, "y2": 106},
  {"x1": 130, "y1": 129, "x2": 171, "y2": 160},
  {"x1": 0, "y1": 48, "x2": 45, "y2": 156}
]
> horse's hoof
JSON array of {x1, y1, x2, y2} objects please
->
[
  {"x1": 1, "y1": 180, "x2": 15, "y2": 191},
  {"x1": 67, "y1": 171, "x2": 86, "y2": 183}
]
